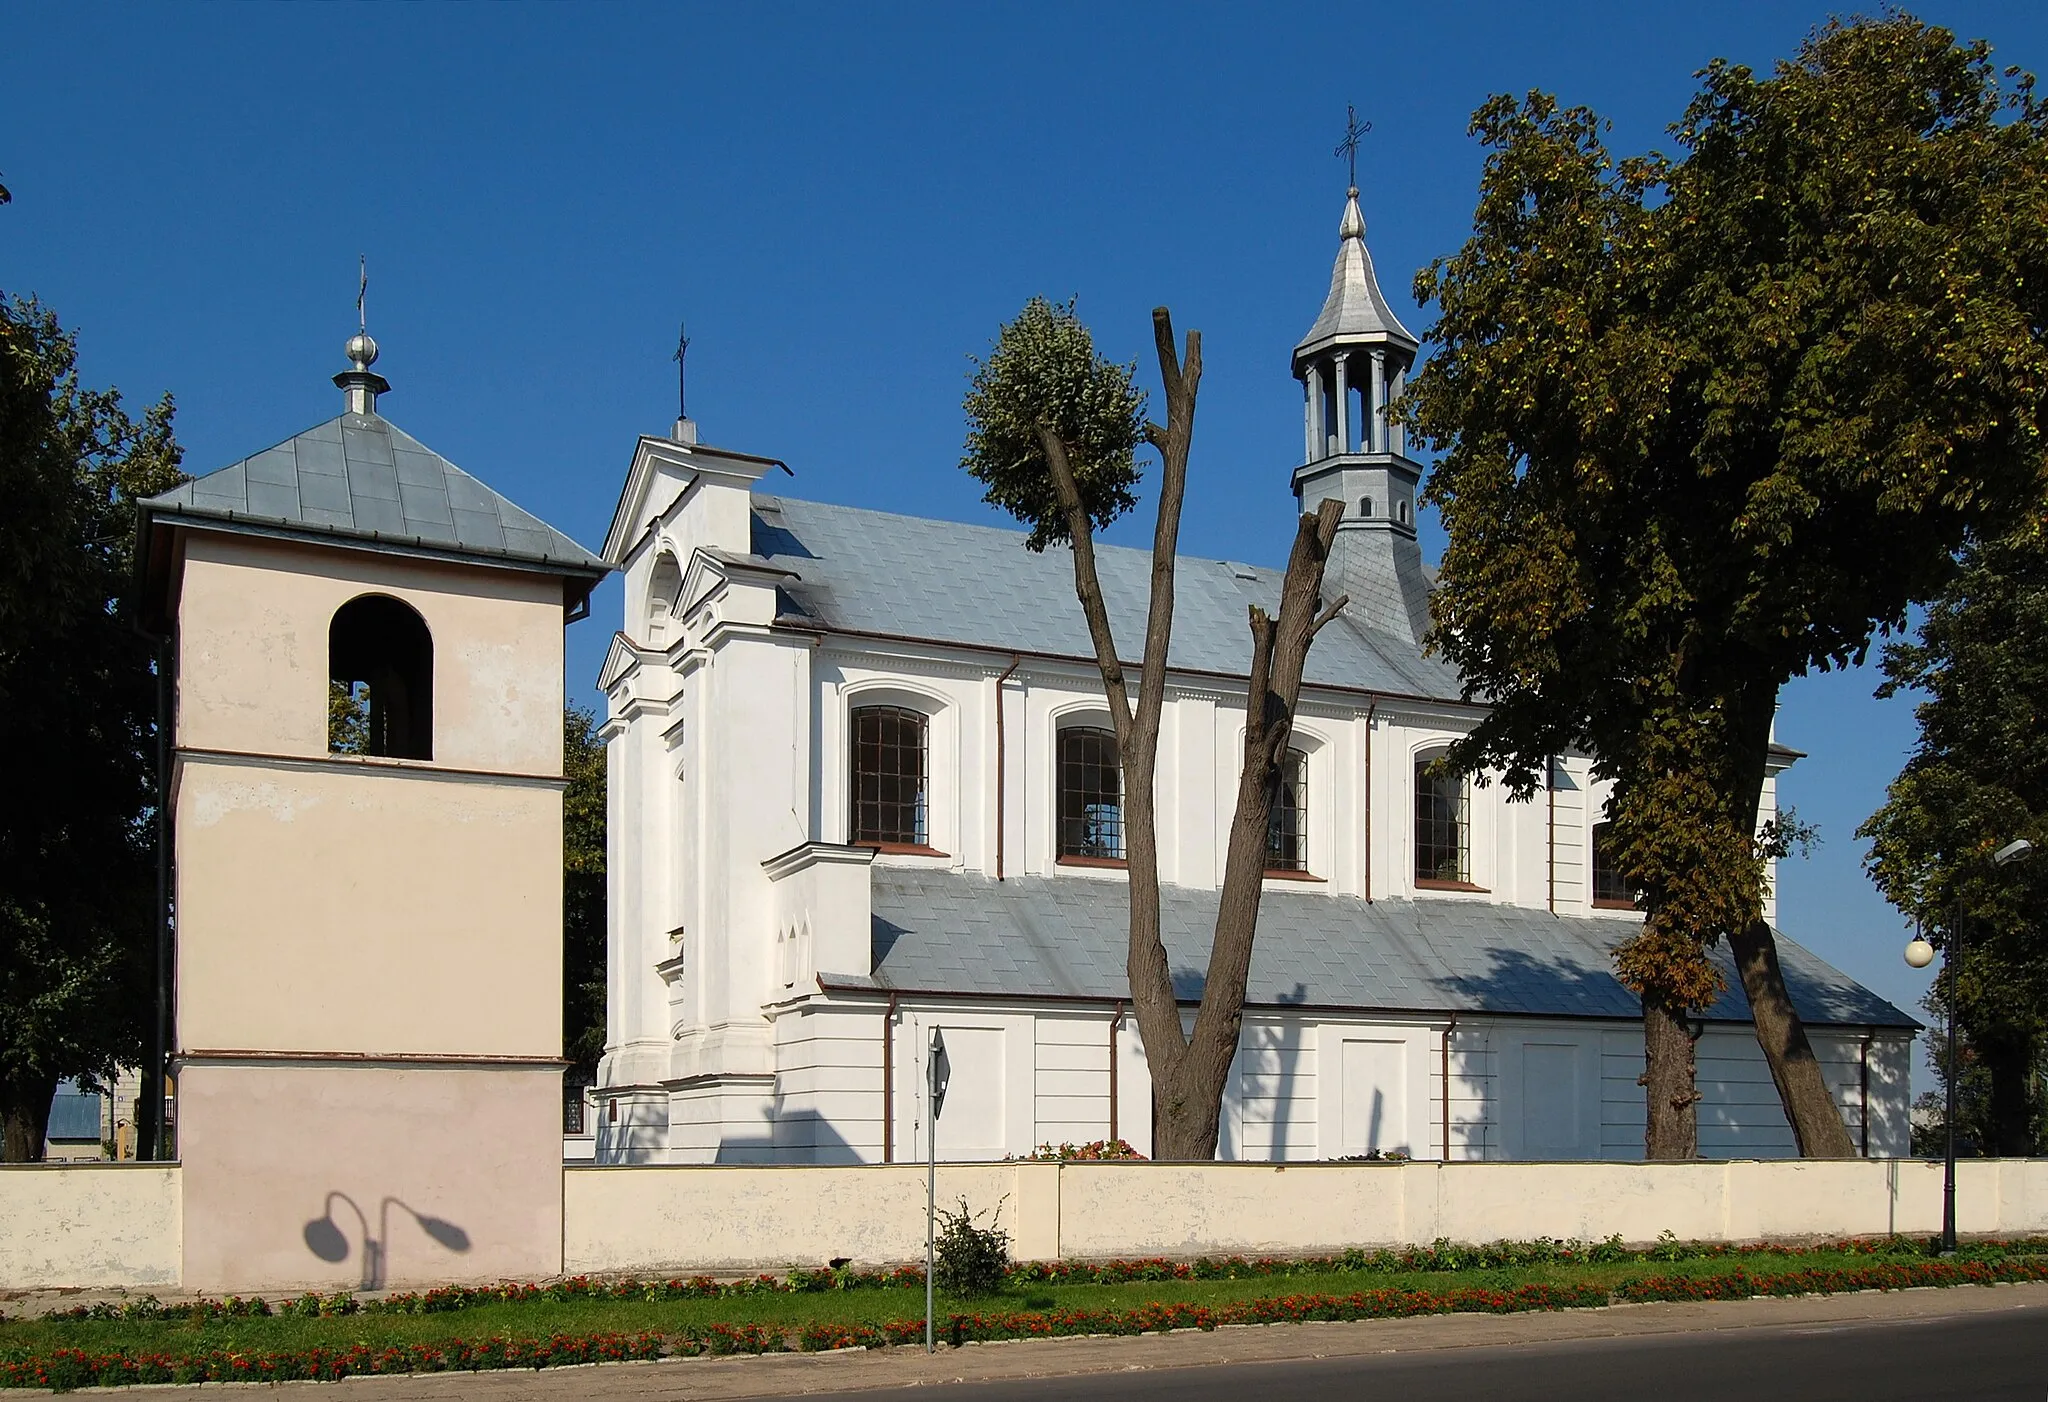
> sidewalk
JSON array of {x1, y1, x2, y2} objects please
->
[{"x1": 32, "y1": 1281, "x2": 2048, "y2": 1399}]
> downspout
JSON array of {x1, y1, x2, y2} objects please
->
[
  {"x1": 1441, "y1": 1010, "x2": 1458, "y2": 1162},
  {"x1": 150, "y1": 630, "x2": 174, "y2": 1161},
  {"x1": 1109, "y1": 1000, "x2": 1125, "y2": 1145},
  {"x1": 1859, "y1": 1027, "x2": 1872, "y2": 1158},
  {"x1": 1546, "y1": 757, "x2": 1557, "y2": 915},
  {"x1": 882, "y1": 991, "x2": 900, "y2": 1163},
  {"x1": 994, "y1": 655, "x2": 1021, "y2": 880},
  {"x1": 1363, "y1": 703, "x2": 1377, "y2": 902}
]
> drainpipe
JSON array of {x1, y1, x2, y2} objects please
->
[
  {"x1": 1363, "y1": 702, "x2": 1377, "y2": 902},
  {"x1": 994, "y1": 656, "x2": 1021, "y2": 880},
  {"x1": 1859, "y1": 1027, "x2": 1872, "y2": 1158},
  {"x1": 1108, "y1": 1000, "x2": 1125, "y2": 1145},
  {"x1": 1546, "y1": 757, "x2": 1558, "y2": 915},
  {"x1": 1441, "y1": 1011, "x2": 1458, "y2": 1161},
  {"x1": 882, "y1": 992, "x2": 900, "y2": 1163}
]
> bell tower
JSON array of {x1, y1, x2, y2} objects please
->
[
  {"x1": 138, "y1": 327, "x2": 609, "y2": 1291},
  {"x1": 1290, "y1": 186, "x2": 1431, "y2": 644}
]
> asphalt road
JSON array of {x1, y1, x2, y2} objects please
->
[{"x1": 824, "y1": 1307, "x2": 2048, "y2": 1402}]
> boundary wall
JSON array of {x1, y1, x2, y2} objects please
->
[
  {"x1": 565, "y1": 1157, "x2": 2048, "y2": 1273},
  {"x1": 0, "y1": 1165, "x2": 180, "y2": 1289},
  {"x1": 8, "y1": 1158, "x2": 2048, "y2": 1289}
]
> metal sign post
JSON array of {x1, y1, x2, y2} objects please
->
[{"x1": 924, "y1": 1026, "x2": 949, "y2": 1354}]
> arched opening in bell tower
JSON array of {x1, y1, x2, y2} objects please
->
[{"x1": 328, "y1": 593, "x2": 434, "y2": 760}]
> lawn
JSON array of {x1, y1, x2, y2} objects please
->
[{"x1": 5, "y1": 1241, "x2": 2040, "y2": 1364}]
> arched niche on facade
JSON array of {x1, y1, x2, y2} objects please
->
[{"x1": 646, "y1": 551, "x2": 683, "y2": 643}]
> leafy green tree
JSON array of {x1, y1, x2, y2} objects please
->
[
  {"x1": 962, "y1": 298, "x2": 1346, "y2": 1160},
  {"x1": 563, "y1": 705, "x2": 607, "y2": 1081},
  {"x1": 1404, "y1": 16, "x2": 2048, "y2": 1157},
  {"x1": 0, "y1": 293, "x2": 183, "y2": 1160},
  {"x1": 1863, "y1": 516, "x2": 2048, "y2": 1155}
]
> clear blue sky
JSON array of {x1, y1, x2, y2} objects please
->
[{"x1": 8, "y1": 3, "x2": 2044, "y2": 1089}]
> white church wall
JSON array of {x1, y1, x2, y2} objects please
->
[
  {"x1": 1032, "y1": 1012, "x2": 1115, "y2": 1150},
  {"x1": 770, "y1": 999, "x2": 885, "y2": 1164}
]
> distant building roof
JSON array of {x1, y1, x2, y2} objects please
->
[
  {"x1": 140, "y1": 411, "x2": 608, "y2": 610},
  {"x1": 753, "y1": 495, "x2": 1465, "y2": 703},
  {"x1": 820, "y1": 868, "x2": 1916, "y2": 1030}
]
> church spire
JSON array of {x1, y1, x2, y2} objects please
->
[
  {"x1": 1286, "y1": 164, "x2": 1431, "y2": 646},
  {"x1": 1291, "y1": 182, "x2": 1418, "y2": 471}
]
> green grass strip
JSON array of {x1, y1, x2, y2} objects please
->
[{"x1": 5, "y1": 1256, "x2": 2045, "y2": 1389}]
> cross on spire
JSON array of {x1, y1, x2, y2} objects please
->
[
  {"x1": 1334, "y1": 104, "x2": 1370, "y2": 191},
  {"x1": 356, "y1": 255, "x2": 368, "y2": 336},
  {"x1": 672, "y1": 321, "x2": 691, "y2": 421}
]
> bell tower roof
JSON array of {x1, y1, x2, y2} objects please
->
[{"x1": 1292, "y1": 187, "x2": 1417, "y2": 373}]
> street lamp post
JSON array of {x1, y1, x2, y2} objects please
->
[{"x1": 1903, "y1": 836, "x2": 2032, "y2": 1254}]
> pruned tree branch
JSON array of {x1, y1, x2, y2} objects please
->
[{"x1": 1037, "y1": 423, "x2": 1136, "y2": 739}]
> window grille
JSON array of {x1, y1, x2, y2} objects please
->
[
  {"x1": 1591, "y1": 821, "x2": 1636, "y2": 906},
  {"x1": 1414, "y1": 756, "x2": 1470, "y2": 883},
  {"x1": 850, "y1": 706, "x2": 928, "y2": 845},
  {"x1": 1058, "y1": 727, "x2": 1124, "y2": 860},
  {"x1": 1267, "y1": 748, "x2": 1309, "y2": 871}
]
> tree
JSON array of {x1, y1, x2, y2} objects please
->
[
  {"x1": 1403, "y1": 16, "x2": 2048, "y2": 1157},
  {"x1": 0, "y1": 293, "x2": 184, "y2": 1160},
  {"x1": 563, "y1": 705, "x2": 607, "y2": 1081},
  {"x1": 962, "y1": 298, "x2": 1347, "y2": 1160},
  {"x1": 1863, "y1": 515, "x2": 2048, "y2": 1156}
]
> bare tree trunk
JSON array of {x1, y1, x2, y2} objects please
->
[
  {"x1": 1164, "y1": 502, "x2": 1346, "y2": 1159},
  {"x1": 1641, "y1": 993, "x2": 1699, "y2": 1159},
  {"x1": 1038, "y1": 308, "x2": 1347, "y2": 1161},
  {"x1": 1, "y1": 1068, "x2": 58, "y2": 1163},
  {"x1": 1727, "y1": 687, "x2": 1857, "y2": 1159}
]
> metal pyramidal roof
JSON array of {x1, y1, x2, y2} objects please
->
[
  {"x1": 1293, "y1": 187, "x2": 1418, "y2": 368},
  {"x1": 142, "y1": 410, "x2": 608, "y2": 578}
]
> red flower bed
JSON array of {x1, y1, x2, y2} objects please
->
[
  {"x1": 0, "y1": 1332, "x2": 665, "y2": 1391},
  {"x1": 1614, "y1": 1255, "x2": 2048, "y2": 1304}
]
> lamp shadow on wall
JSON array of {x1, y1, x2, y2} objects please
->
[{"x1": 303, "y1": 1191, "x2": 471, "y2": 1290}]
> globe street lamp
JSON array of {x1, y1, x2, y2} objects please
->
[{"x1": 1905, "y1": 837, "x2": 2033, "y2": 1254}]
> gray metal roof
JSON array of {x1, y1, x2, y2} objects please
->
[
  {"x1": 142, "y1": 411, "x2": 608, "y2": 578},
  {"x1": 753, "y1": 496, "x2": 1465, "y2": 702},
  {"x1": 1294, "y1": 189, "x2": 1419, "y2": 365},
  {"x1": 827, "y1": 868, "x2": 1916, "y2": 1030}
]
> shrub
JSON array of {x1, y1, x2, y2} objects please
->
[
  {"x1": 1024, "y1": 1139, "x2": 1147, "y2": 1160},
  {"x1": 933, "y1": 1197, "x2": 1010, "y2": 1297}
]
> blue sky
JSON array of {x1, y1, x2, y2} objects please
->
[{"x1": 7, "y1": 3, "x2": 2044, "y2": 1085}]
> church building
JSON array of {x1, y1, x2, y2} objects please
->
[{"x1": 595, "y1": 188, "x2": 1916, "y2": 1165}]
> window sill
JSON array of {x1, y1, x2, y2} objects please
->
[
  {"x1": 1415, "y1": 878, "x2": 1491, "y2": 894},
  {"x1": 861, "y1": 842, "x2": 951, "y2": 858},
  {"x1": 1263, "y1": 869, "x2": 1325, "y2": 882},
  {"x1": 1591, "y1": 897, "x2": 1642, "y2": 911},
  {"x1": 1057, "y1": 855, "x2": 1128, "y2": 870}
]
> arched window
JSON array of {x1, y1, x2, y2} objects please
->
[
  {"x1": 1057, "y1": 727, "x2": 1123, "y2": 860},
  {"x1": 1267, "y1": 748, "x2": 1309, "y2": 872},
  {"x1": 1591, "y1": 821, "x2": 1636, "y2": 908},
  {"x1": 850, "y1": 705, "x2": 928, "y2": 846},
  {"x1": 329, "y1": 594, "x2": 433, "y2": 760},
  {"x1": 1359, "y1": 497, "x2": 1374, "y2": 518},
  {"x1": 1414, "y1": 754, "x2": 1469, "y2": 885}
]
